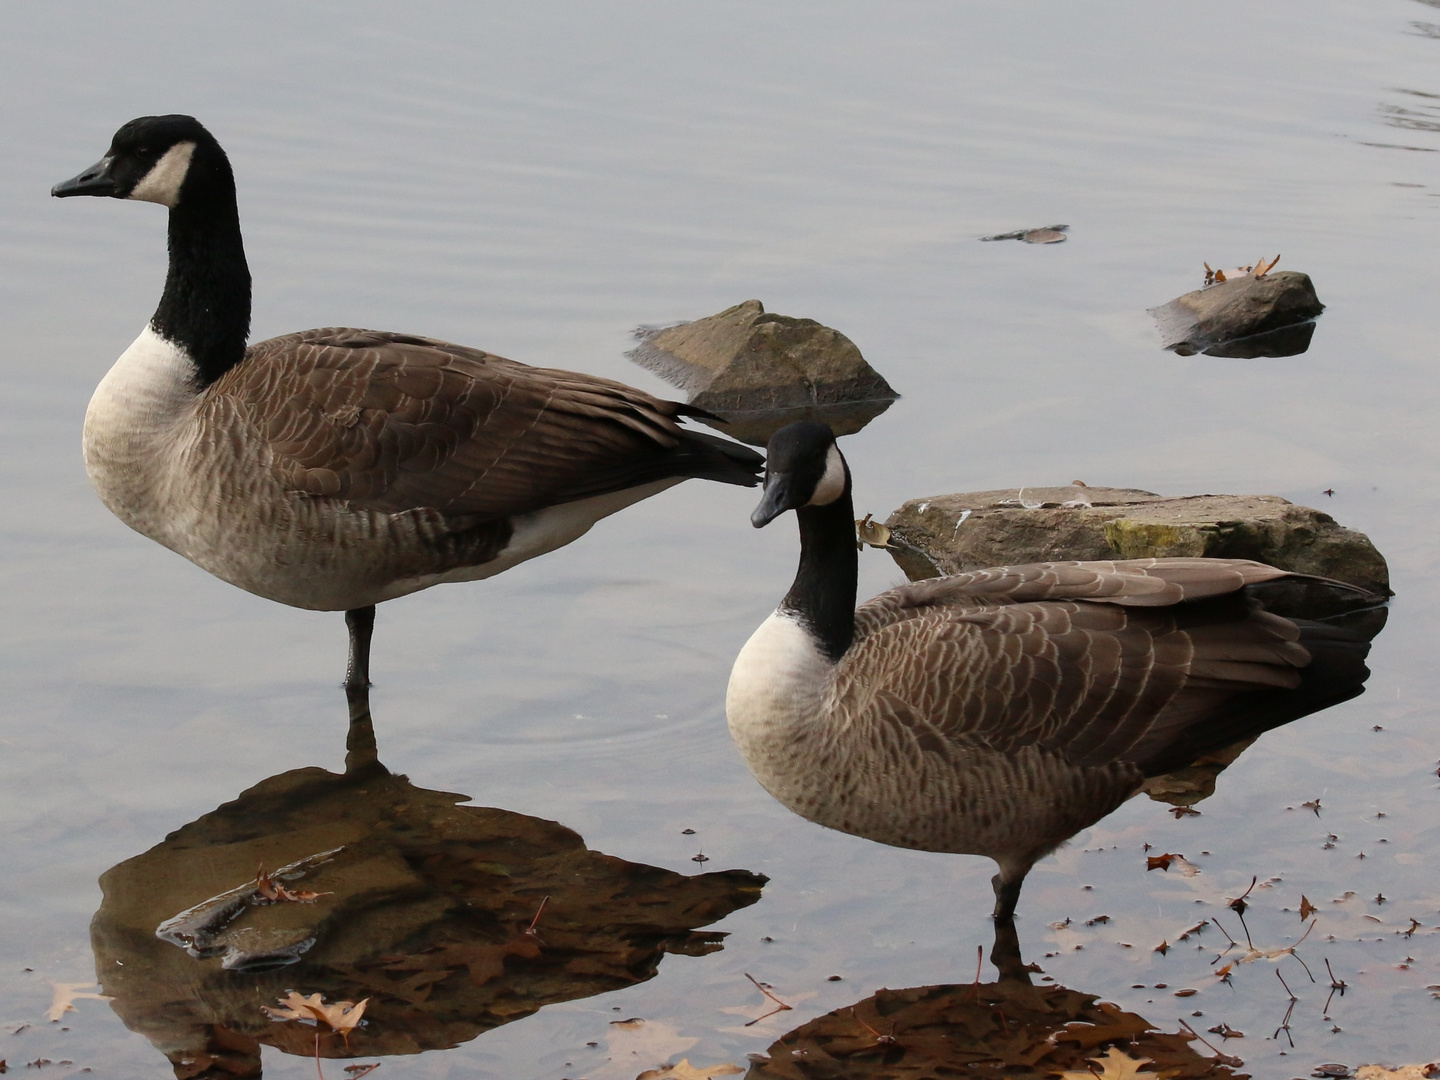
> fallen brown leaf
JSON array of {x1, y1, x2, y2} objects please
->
[
  {"x1": 255, "y1": 865, "x2": 333, "y2": 904},
  {"x1": 261, "y1": 991, "x2": 368, "y2": 1046},
  {"x1": 1145, "y1": 853, "x2": 1200, "y2": 876},
  {"x1": 636, "y1": 1059, "x2": 744, "y2": 1080},
  {"x1": 1057, "y1": 1046, "x2": 1162, "y2": 1080},
  {"x1": 1299, "y1": 895, "x2": 1317, "y2": 921}
]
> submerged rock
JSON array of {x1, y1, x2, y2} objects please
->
[
  {"x1": 979, "y1": 224, "x2": 1070, "y2": 244},
  {"x1": 880, "y1": 487, "x2": 1389, "y2": 601},
  {"x1": 628, "y1": 299, "x2": 897, "y2": 446},
  {"x1": 1151, "y1": 269, "x2": 1324, "y2": 356}
]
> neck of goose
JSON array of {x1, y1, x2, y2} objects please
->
[
  {"x1": 151, "y1": 169, "x2": 251, "y2": 389},
  {"x1": 782, "y1": 489, "x2": 858, "y2": 662}
]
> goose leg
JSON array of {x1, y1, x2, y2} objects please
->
[
  {"x1": 989, "y1": 913, "x2": 1032, "y2": 985},
  {"x1": 342, "y1": 605, "x2": 385, "y2": 777},
  {"x1": 991, "y1": 871, "x2": 1025, "y2": 924},
  {"x1": 344, "y1": 605, "x2": 376, "y2": 693}
]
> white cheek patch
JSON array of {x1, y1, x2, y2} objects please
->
[
  {"x1": 807, "y1": 444, "x2": 848, "y2": 506},
  {"x1": 128, "y1": 141, "x2": 197, "y2": 207}
]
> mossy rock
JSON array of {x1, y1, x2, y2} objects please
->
[{"x1": 881, "y1": 487, "x2": 1388, "y2": 598}]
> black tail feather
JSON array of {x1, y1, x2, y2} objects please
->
[{"x1": 1137, "y1": 616, "x2": 1374, "y2": 778}]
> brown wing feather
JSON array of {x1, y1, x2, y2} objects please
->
[
  {"x1": 854, "y1": 558, "x2": 1290, "y2": 639},
  {"x1": 213, "y1": 328, "x2": 702, "y2": 518},
  {"x1": 837, "y1": 577, "x2": 1313, "y2": 771}
]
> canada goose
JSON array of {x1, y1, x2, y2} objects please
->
[
  {"x1": 726, "y1": 422, "x2": 1372, "y2": 921},
  {"x1": 51, "y1": 114, "x2": 762, "y2": 698}
]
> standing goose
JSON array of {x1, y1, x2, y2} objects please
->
[
  {"x1": 52, "y1": 114, "x2": 762, "y2": 697},
  {"x1": 726, "y1": 422, "x2": 1372, "y2": 921}
]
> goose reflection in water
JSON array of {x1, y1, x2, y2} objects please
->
[
  {"x1": 746, "y1": 918, "x2": 1245, "y2": 1079},
  {"x1": 729, "y1": 422, "x2": 1386, "y2": 923},
  {"x1": 89, "y1": 705, "x2": 765, "y2": 1079}
]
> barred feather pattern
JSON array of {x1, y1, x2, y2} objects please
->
[{"x1": 728, "y1": 559, "x2": 1313, "y2": 883}]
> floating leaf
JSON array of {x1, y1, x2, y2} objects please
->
[
  {"x1": 45, "y1": 983, "x2": 112, "y2": 1023},
  {"x1": 637, "y1": 1060, "x2": 743, "y2": 1080},
  {"x1": 1146, "y1": 853, "x2": 1200, "y2": 876},
  {"x1": 262, "y1": 991, "x2": 368, "y2": 1046},
  {"x1": 1057, "y1": 1046, "x2": 1162, "y2": 1080}
]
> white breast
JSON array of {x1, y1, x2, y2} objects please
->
[
  {"x1": 726, "y1": 610, "x2": 833, "y2": 764},
  {"x1": 82, "y1": 326, "x2": 204, "y2": 552}
]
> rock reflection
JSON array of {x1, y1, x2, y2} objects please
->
[
  {"x1": 744, "y1": 920, "x2": 1243, "y2": 1079},
  {"x1": 90, "y1": 697, "x2": 765, "y2": 1078}
]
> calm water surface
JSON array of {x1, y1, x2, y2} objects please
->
[{"x1": 2, "y1": 3, "x2": 1439, "y2": 1076}]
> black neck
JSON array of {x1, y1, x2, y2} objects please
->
[
  {"x1": 781, "y1": 487, "x2": 858, "y2": 662},
  {"x1": 150, "y1": 160, "x2": 251, "y2": 387}
]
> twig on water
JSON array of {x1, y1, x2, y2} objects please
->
[{"x1": 743, "y1": 973, "x2": 792, "y2": 1026}]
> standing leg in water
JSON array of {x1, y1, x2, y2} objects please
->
[{"x1": 343, "y1": 605, "x2": 382, "y2": 775}]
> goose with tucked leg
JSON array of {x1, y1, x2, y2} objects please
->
[
  {"x1": 52, "y1": 114, "x2": 763, "y2": 707},
  {"x1": 727, "y1": 422, "x2": 1373, "y2": 922}
]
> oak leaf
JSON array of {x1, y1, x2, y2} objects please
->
[
  {"x1": 1057, "y1": 1046, "x2": 1162, "y2": 1080},
  {"x1": 262, "y1": 991, "x2": 368, "y2": 1045},
  {"x1": 1145, "y1": 853, "x2": 1199, "y2": 875}
]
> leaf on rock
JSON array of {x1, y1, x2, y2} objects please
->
[{"x1": 254, "y1": 864, "x2": 333, "y2": 904}]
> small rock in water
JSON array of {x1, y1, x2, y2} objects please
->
[
  {"x1": 628, "y1": 300, "x2": 897, "y2": 446},
  {"x1": 979, "y1": 224, "x2": 1069, "y2": 243},
  {"x1": 1150, "y1": 267, "x2": 1324, "y2": 357}
]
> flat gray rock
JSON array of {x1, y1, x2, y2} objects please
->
[
  {"x1": 628, "y1": 299, "x2": 897, "y2": 445},
  {"x1": 880, "y1": 486, "x2": 1389, "y2": 598}
]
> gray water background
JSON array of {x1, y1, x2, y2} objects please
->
[{"x1": 2, "y1": 2, "x2": 1439, "y2": 1075}]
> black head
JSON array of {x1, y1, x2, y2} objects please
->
[
  {"x1": 52, "y1": 115, "x2": 226, "y2": 207},
  {"x1": 751, "y1": 422, "x2": 850, "y2": 528}
]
